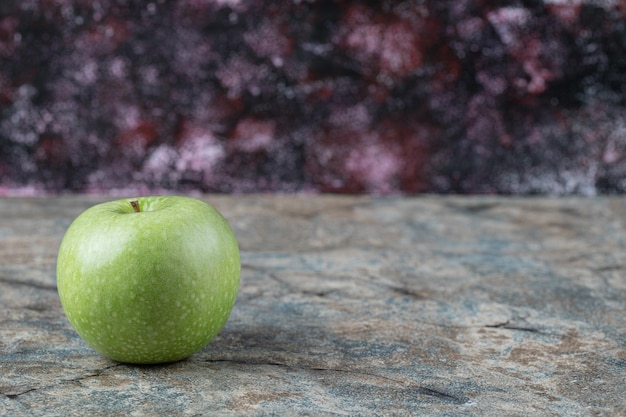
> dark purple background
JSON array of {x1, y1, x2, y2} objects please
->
[{"x1": 1, "y1": 1, "x2": 626, "y2": 195}]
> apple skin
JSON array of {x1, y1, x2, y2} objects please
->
[{"x1": 56, "y1": 196, "x2": 240, "y2": 364}]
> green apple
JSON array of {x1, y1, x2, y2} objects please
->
[{"x1": 56, "y1": 196, "x2": 240, "y2": 364}]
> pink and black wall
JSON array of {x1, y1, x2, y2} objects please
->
[{"x1": 1, "y1": 1, "x2": 625, "y2": 195}]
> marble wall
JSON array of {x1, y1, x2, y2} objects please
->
[{"x1": 1, "y1": 1, "x2": 625, "y2": 195}]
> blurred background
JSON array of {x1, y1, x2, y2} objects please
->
[{"x1": 1, "y1": 0, "x2": 625, "y2": 196}]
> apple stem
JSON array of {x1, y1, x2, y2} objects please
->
[{"x1": 130, "y1": 200, "x2": 141, "y2": 213}]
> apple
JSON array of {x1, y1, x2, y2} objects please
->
[{"x1": 56, "y1": 196, "x2": 240, "y2": 364}]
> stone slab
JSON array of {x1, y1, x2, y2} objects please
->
[{"x1": 1, "y1": 195, "x2": 625, "y2": 416}]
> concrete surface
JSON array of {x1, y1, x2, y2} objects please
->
[{"x1": 1, "y1": 195, "x2": 625, "y2": 416}]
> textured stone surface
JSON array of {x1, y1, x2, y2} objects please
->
[
  {"x1": 1, "y1": 195, "x2": 625, "y2": 416},
  {"x1": 2, "y1": 2, "x2": 626, "y2": 195}
]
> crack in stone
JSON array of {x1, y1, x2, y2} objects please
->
[
  {"x1": 414, "y1": 386, "x2": 469, "y2": 404},
  {"x1": 240, "y1": 266, "x2": 344, "y2": 299},
  {"x1": 387, "y1": 285, "x2": 429, "y2": 300},
  {"x1": 484, "y1": 320, "x2": 544, "y2": 334},
  {"x1": 312, "y1": 368, "x2": 469, "y2": 404},
  {"x1": 3, "y1": 364, "x2": 123, "y2": 399},
  {"x1": 4, "y1": 388, "x2": 37, "y2": 399},
  {"x1": 590, "y1": 264, "x2": 625, "y2": 272},
  {"x1": 202, "y1": 358, "x2": 468, "y2": 404},
  {"x1": 410, "y1": 318, "x2": 558, "y2": 337},
  {"x1": 245, "y1": 264, "x2": 438, "y2": 302},
  {"x1": 308, "y1": 366, "x2": 468, "y2": 404},
  {"x1": 267, "y1": 272, "x2": 341, "y2": 298}
]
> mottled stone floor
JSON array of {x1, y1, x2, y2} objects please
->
[{"x1": 1, "y1": 195, "x2": 625, "y2": 416}]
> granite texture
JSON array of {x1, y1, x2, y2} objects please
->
[
  {"x1": 2, "y1": 2, "x2": 626, "y2": 195},
  {"x1": 1, "y1": 195, "x2": 625, "y2": 416}
]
